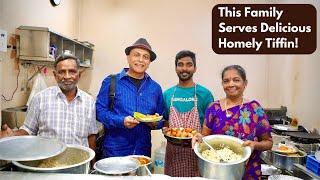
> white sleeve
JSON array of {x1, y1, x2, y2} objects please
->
[
  {"x1": 88, "y1": 98, "x2": 98, "y2": 135},
  {"x1": 20, "y1": 95, "x2": 40, "y2": 135}
]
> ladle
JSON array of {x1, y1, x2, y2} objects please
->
[
  {"x1": 203, "y1": 139, "x2": 225, "y2": 163},
  {"x1": 142, "y1": 165, "x2": 152, "y2": 176}
]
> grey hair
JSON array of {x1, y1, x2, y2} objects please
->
[{"x1": 54, "y1": 54, "x2": 80, "y2": 69}]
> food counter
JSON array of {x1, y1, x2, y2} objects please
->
[
  {"x1": 292, "y1": 164, "x2": 320, "y2": 180},
  {"x1": 0, "y1": 171, "x2": 211, "y2": 180},
  {"x1": 260, "y1": 150, "x2": 320, "y2": 179}
]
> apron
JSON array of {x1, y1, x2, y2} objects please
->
[{"x1": 164, "y1": 85, "x2": 201, "y2": 177}]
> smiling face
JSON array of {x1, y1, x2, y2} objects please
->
[
  {"x1": 222, "y1": 68, "x2": 247, "y2": 99},
  {"x1": 176, "y1": 56, "x2": 196, "y2": 82},
  {"x1": 127, "y1": 48, "x2": 151, "y2": 77},
  {"x1": 53, "y1": 59, "x2": 80, "y2": 92}
]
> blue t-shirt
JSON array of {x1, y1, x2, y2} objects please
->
[{"x1": 163, "y1": 84, "x2": 214, "y2": 125}]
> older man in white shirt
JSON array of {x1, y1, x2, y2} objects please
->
[{"x1": 0, "y1": 54, "x2": 98, "y2": 150}]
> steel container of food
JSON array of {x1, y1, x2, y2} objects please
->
[
  {"x1": 128, "y1": 155, "x2": 152, "y2": 176},
  {"x1": 271, "y1": 150, "x2": 307, "y2": 172},
  {"x1": 194, "y1": 135, "x2": 252, "y2": 180},
  {"x1": 93, "y1": 156, "x2": 139, "y2": 176},
  {"x1": 12, "y1": 144, "x2": 95, "y2": 174}
]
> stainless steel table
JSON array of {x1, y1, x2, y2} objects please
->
[
  {"x1": 292, "y1": 164, "x2": 320, "y2": 180},
  {"x1": 0, "y1": 171, "x2": 211, "y2": 180}
]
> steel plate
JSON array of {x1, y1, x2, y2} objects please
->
[
  {"x1": 133, "y1": 112, "x2": 163, "y2": 123},
  {"x1": 136, "y1": 116, "x2": 163, "y2": 123},
  {"x1": 285, "y1": 132, "x2": 320, "y2": 139},
  {"x1": 272, "y1": 124, "x2": 299, "y2": 131},
  {"x1": 94, "y1": 157, "x2": 139, "y2": 175},
  {"x1": 271, "y1": 144, "x2": 298, "y2": 154},
  {"x1": 268, "y1": 175, "x2": 303, "y2": 180},
  {"x1": 0, "y1": 136, "x2": 66, "y2": 161}
]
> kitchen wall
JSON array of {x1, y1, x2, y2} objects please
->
[
  {"x1": 267, "y1": 54, "x2": 320, "y2": 131},
  {"x1": 265, "y1": 0, "x2": 320, "y2": 131},
  {"x1": 79, "y1": 0, "x2": 269, "y2": 103},
  {"x1": 0, "y1": 2, "x2": 4, "y2": 166},
  {"x1": 78, "y1": 0, "x2": 270, "y2": 155},
  {"x1": 79, "y1": 0, "x2": 320, "y2": 154},
  {"x1": 0, "y1": 0, "x2": 3, "y2": 125},
  {"x1": 0, "y1": 0, "x2": 319, "y2": 158},
  {"x1": 0, "y1": 0, "x2": 81, "y2": 110},
  {"x1": 0, "y1": 59, "x2": 1, "y2": 124}
]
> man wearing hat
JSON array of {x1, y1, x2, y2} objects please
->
[{"x1": 96, "y1": 38, "x2": 164, "y2": 158}]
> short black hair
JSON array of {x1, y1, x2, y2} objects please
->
[
  {"x1": 175, "y1": 50, "x2": 196, "y2": 67},
  {"x1": 221, "y1": 65, "x2": 247, "y2": 81},
  {"x1": 54, "y1": 54, "x2": 80, "y2": 69}
]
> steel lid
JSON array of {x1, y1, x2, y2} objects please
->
[
  {"x1": 0, "y1": 136, "x2": 66, "y2": 161},
  {"x1": 285, "y1": 132, "x2": 320, "y2": 139},
  {"x1": 268, "y1": 175, "x2": 303, "y2": 180},
  {"x1": 272, "y1": 124, "x2": 299, "y2": 131},
  {"x1": 94, "y1": 156, "x2": 139, "y2": 175}
]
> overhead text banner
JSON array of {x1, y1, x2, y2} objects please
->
[{"x1": 212, "y1": 4, "x2": 316, "y2": 54}]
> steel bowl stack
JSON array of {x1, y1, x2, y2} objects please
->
[{"x1": 194, "y1": 134, "x2": 252, "y2": 179}]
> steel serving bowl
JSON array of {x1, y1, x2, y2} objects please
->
[
  {"x1": 271, "y1": 149, "x2": 307, "y2": 171},
  {"x1": 164, "y1": 134, "x2": 192, "y2": 147},
  {"x1": 12, "y1": 144, "x2": 95, "y2": 174},
  {"x1": 94, "y1": 156, "x2": 139, "y2": 176},
  {"x1": 194, "y1": 134, "x2": 252, "y2": 180},
  {"x1": 128, "y1": 155, "x2": 152, "y2": 176},
  {"x1": 163, "y1": 127, "x2": 195, "y2": 147}
]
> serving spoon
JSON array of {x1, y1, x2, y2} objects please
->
[
  {"x1": 144, "y1": 165, "x2": 152, "y2": 176},
  {"x1": 203, "y1": 139, "x2": 225, "y2": 163}
]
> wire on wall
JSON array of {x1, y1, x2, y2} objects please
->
[{"x1": 1, "y1": 63, "x2": 20, "y2": 102}]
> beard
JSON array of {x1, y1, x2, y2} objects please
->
[
  {"x1": 58, "y1": 81, "x2": 77, "y2": 92},
  {"x1": 177, "y1": 72, "x2": 193, "y2": 81}
]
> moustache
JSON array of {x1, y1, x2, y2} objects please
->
[
  {"x1": 61, "y1": 81, "x2": 74, "y2": 84},
  {"x1": 179, "y1": 72, "x2": 190, "y2": 75}
]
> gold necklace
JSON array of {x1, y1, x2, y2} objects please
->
[{"x1": 225, "y1": 97, "x2": 244, "y2": 118}]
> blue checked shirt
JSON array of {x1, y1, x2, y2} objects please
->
[
  {"x1": 96, "y1": 68, "x2": 165, "y2": 157},
  {"x1": 20, "y1": 86, "x2": 98, "y2": 147}
]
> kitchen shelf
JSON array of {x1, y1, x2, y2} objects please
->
[{"x1": 18, "y1": 26, "x2": 94, "y2": 68}]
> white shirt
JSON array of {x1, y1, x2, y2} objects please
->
[{"x1": 20, "y1": 86, "x2": 98, "y2": 147}]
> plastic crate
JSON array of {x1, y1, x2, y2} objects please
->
[{"x1": 306, "y1": 155, "x2": 320, "y2": 176}]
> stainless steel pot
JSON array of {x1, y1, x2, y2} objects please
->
[
  {"x1": 1, "y1": 106, "x2": 27, "y2": 128},
  {"x1": 12, "y1": 144, "x2": 95, "y2": 174},
  {"x1": 261, "y1": 164, "x2": 281, "y2": 176},
  {"x1": 291, "y1": 142, "x2": 320, "y2": 154},
  {"x1": 194, "y1": 135, "x2": 252, "y2": 180},
  {"x1": 271, "y1": 150, "x2": 307, "y2": 172}
]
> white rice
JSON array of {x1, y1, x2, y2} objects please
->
[{"x1": 201, "y1": 147, "x2": 242, "y2": 163}]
